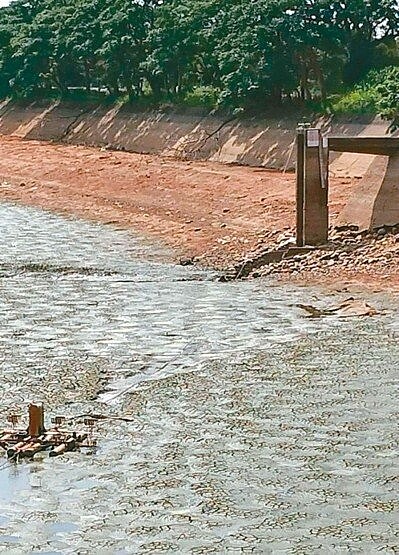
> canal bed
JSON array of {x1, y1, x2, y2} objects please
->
[{"x1": 0, "y1": 202, "x2": 398, "y2": 553}]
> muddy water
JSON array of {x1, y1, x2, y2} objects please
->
[{"x1": 0, "y1": 202, "x2": 398, "y2": 554}]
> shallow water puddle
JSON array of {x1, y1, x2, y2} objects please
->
[{"x1": 0, "y1": 201, "x2": 398, "y2": 553}]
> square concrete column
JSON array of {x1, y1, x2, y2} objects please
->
[{"x1": 296, "y1": 127, "x2": 329, "y2": 246}]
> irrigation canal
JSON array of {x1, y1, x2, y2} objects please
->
[{"x1": 0, "y1": 201, "x2": 398, "y2": 553}]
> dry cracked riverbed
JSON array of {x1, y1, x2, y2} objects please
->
[{"x1": 0, "y1": 201, "x2": 398, "y2": 554}]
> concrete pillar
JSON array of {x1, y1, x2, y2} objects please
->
[
  {"x1": 296, "y1": 127, "x2": 329, "y2": 246},
  {"x1": 371, "y1": 152, "x2": 399, "y2": 229},
  {"x1": 304, "y1": 128, "x2": 328, "y2": 245},
  {"x1": 296, "y1": 126, "x2": 305, "y2": 247}
]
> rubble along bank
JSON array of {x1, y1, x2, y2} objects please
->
[{"x1": 229, "y1": 226, "x2": 399, "y2": 292}]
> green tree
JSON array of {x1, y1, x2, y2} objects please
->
[
  {"x1": 146, "y1": 0, "x2": 211, "y2": 98},
  {"x1": 332, "y1": 0, "x2": 399, "y2": 84},
  {"x1": 97, "y1": 0, "x2": 149, "y2": 98},
  {"x1": 61, "y1": 0, "x2": 103, "y2": 93},
  {"x1": 0, "y1": 0, "x2": 396, "y2": 112}
]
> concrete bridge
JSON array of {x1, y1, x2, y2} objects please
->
[{"x1": 296, "y1": 128, "x2": 399, "y2": 245}]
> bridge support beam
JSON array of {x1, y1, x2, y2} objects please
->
[{"x1": 337, "y1": 152, "x2": 399, "y2": 230}]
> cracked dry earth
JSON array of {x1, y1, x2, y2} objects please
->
[{"x1": 0, "y1": 201, "x2": 398, "y2": 553}]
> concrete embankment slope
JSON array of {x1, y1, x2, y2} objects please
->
[
  {"x1": 0, "y1": 99, "x2": 391, "y2": 170},
  {"x1": 0, "y1": 99, "x2": 397, "y2": 229}
]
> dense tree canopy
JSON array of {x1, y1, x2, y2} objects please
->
[{"x1": 0, "y1": 0, "x2": 397, "y2": 110}]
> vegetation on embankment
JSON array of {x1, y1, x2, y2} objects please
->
[
  {"x1": 330, "y1": 67, "x2": 399, "y2": 126},
  {"x1": 0, "y1": 0, "x2": 398, "y2": 124}
]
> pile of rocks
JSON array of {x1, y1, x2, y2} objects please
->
[{"x1": 237, "y1": 225, "x2": 399, "y2": 283}]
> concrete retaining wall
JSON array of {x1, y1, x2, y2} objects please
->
[
  {"x1": 0, "y1": 99, "x2": 393, "y2": 174},
  {"x1": 1, "y1": 100, "x2": 397, "y2": 230}
]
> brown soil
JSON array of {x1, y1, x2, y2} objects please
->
[{"x1": 0, "y1": 135, "x2": 397, "y2": 291}]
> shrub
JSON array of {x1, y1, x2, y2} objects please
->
[
  {"x1": 184, "y1": 86, "x2": 219, "y2": 108},
  {"x1": 331, "y1": 66, "x2": 399, "y2": 125},
  {"x1": 331, "y1": 88, "x2": 379, "y2": 114},
  {"x1": 374, "y1": 66, "x2": 399, "y2": 125}
]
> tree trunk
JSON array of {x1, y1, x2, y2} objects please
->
[{"x1": 84, "y1": 61, "x2": 91, "y2": 93}]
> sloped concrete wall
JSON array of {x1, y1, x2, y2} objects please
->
[
  {"x1": 0, "y1": 99, "x2": 392, "y2": 173},
  {"x1": 0, "y1": 99, "x2": 397, "y2": 229},
  {"x1": 337, "y1": 154, "x2": 399, "y2": 230}
]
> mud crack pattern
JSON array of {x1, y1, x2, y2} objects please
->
[{"x1": 0, "y1": 201, "x2": 398, "y2": 553}]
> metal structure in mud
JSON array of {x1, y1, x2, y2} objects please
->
[{"x1": 0, "y1": 403, "x2": 96, "y2": 460}]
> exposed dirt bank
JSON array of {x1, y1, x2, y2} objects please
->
[{"x1": 0, "y1": 135, "x2": 397, "y2": 291}]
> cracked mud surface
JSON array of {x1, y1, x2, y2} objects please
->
[{"x1": 0, "y1": 201, "x2": 398, "y2": 553}]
